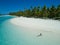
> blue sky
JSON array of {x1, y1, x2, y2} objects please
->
[{"x1": 0, "y1": 0, "x2": 60, "y2": 14}]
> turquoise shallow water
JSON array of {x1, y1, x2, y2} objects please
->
[{"x1": 0, "y1": 15, "x2": 60, "y2": 45}]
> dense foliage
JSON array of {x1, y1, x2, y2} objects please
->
[{"x1": 9, "y1": 5, "x2": 60, "y2": 19}]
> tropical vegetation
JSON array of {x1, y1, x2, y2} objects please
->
[{"x1": 9, "y1": 5, "x2": 60, "y2": 20}]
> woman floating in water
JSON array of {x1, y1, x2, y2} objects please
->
[{"x1": 37, "y1": 33, "x2": 42, "y2": 37}]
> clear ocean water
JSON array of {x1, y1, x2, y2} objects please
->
[{"x1": 0, "y1": 15, "x2": 60, "y2": 45}]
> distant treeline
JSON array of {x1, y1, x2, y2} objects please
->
[
  {"x1": 9, "y1": 5, "x2": 60, "y2": 19},
  {"x1": 0, "y1": 14, "x2": 2, "y2": 15}
]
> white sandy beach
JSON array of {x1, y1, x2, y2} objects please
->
[{"x1": 10, "y1": 17, "x2": 60, "y2": 33}]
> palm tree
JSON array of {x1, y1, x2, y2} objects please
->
[
  {"x1": 49, "y1": 5, "x2": 56, "y2": 18},
  {"x1": 56, "y1": 5, "x2": 60, "y2": 17},
  {"x1": 41, "y1": 5, "x2": 48, "y2": 18}
]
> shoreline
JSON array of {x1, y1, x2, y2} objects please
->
[{"x1": 10, "y1": 16, "x2": 60, "y2": 33}]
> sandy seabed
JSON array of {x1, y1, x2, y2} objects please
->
[{"x1": 1, "y1": 16, "x2": 60, "y2": 45}]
